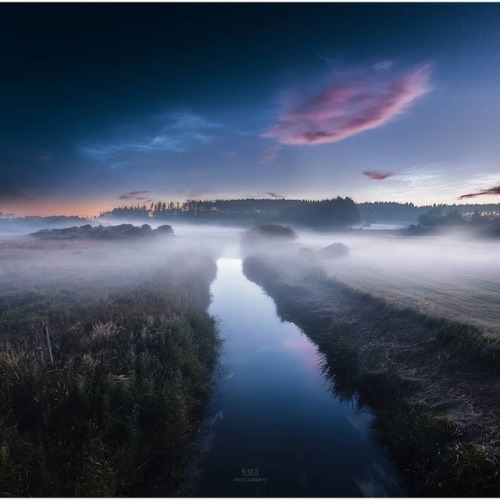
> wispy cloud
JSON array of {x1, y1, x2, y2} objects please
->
[
  {"x1": 382, "y1": 164, "x2": 499, "y2": 204},
  {"x1": 82, "y1": 112, "x2": 224, "y2": 164},
  {"x1": 36, "y1": 152, "x2": 54, "y2": 162},
  {"x1": 118, "y1": 190, "x2": 150, "y2": 200},
  {"x1": 458, "y1": 185, "x2": 500, "y2": 199},
  {"x1": 128, "y1": 190, "x2": 150, "y2": 196},
  {"x1": 363, "y1": 170, "x2": 395, "y2": 180},
  {"x1": 168, "y1": 112, "x2": 223, "y2": 132},
  {"x1": 373, "y1": 60, "x2": 393, "y2": 71},
  {"x1": 268, "y1": 191, "x2": 285, "y2": 198},
  {"x1": 261, "y1": 144, "x2": 283, "y2": 165},
  {"x1": 263, "y1": 63, "x2": 431, "y2": 145}
]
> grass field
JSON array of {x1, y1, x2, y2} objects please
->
[
  {"x1": 242, "y1": 249, "x2": 500, "y2": 496},
  {"x1": 299, "y1": 231, "x2": 500, "y2": 333},
  {"x1": 0, "y1": 235, "x2": 221, "y2": 496}
]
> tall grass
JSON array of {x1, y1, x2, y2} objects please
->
[
  {"x1": 0, "y1": 241, "x2": 221, "y2": 496},
  {"x1": 242, "y1": 254, "x2": 500, "y2": 496},
  {"x1": 0, "y1": 315, "x2": 220, "y2": 496}
]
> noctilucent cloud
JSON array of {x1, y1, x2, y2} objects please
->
[{"x1": 1, "y1": 3, "x2": 500, "y2": 216}]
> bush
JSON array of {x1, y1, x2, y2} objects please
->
[
  {"x1": 242, "y1": 224, "x2": 297, "y2": 242},
  {"x1": 318, "y1": 242, "x2": 350, "y2": 258},
  {"x1": 30, "y1": 224, "x2": 174, "y2": 241}
]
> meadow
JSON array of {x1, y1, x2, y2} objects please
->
[
  {"x1": 298, "y1": 230, "x2": 500, "y2": 334},
  {"x1": 241, "y1": 227, "x2": 500, "y2": 496},
  {"x1": 2, "y1": 223, "x2": 499, "y2": 496},
  {"x1": 0, "y1": 234, "x2": 221, "y2": 496}
]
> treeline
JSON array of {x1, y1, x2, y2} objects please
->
[
  {"x1": 101, "y1": 199, "x2": 500, "y2": 227},
  {"x1": 417, "y1": 207, "x2": 500, "y2": 226},
  {"x1": 401, "y1": 207, "x2": 500, "y2": 238},
  {"x1": 100, "y1": 197, "x2": 360, "y2": 228},
  {"x1": 278, "y1": 198, "x2": 360, "y2": 227},
  {"x1": 102, "y1": 198, "x2": 300, "y2": 217},
  {"x1": 360, "y1": 202, "x2": 500, "y2": 223},
  {"x1": 101, "y1": 198, "x2": 298, "y2": 220}
]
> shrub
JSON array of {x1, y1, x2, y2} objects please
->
[{"x1": 318, "y1": 242, "x2": 350, "y2": 258}]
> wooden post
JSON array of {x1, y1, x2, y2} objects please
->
[
  {"x1": 43, "y1": 321, "x2": 54, "y2": 365},
  {"x1": 35, "y1": 346, "x2": 45, "y2": 365}
]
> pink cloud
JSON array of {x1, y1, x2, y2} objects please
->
[
  {"x1": 458, "y1": 185, "x2": 500, "y2": 199},
  {"x1": 363, "y1": 170, "x2": 394, "y2": 180},
  {"x1": 263, "y1": 64, "x2": 431, "y2": 145}
]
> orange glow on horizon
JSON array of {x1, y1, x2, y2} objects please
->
[
  {"x1": 0, "y1": 199, "x2": 116, "y2": 218},
  {"x1": 2, "y1": 191, "x2": 500, "y2": 219}
]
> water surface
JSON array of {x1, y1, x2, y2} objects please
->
[{"x1": 190, "y1": 258, "x2": 403, "y2": 497}]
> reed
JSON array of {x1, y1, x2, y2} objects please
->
[
  {"x1": 243, "y1": 254, "x2": 500, "y2": 495},
  {"x1": 0, "y1": 240, "x2": 221, "y2": 496}
]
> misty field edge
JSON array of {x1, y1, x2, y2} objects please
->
[
  {"x1": 242, "y1": 255, "x2": 500, "y2": 496},
  {"x1": 0, "y1": 248, "x2": 221, "y2": 496}
]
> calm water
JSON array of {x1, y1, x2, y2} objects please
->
[{"x1": 189, "y1": 258, "x2": 404, "y2": 497}]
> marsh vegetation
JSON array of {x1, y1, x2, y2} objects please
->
[
  {"x1": 0, "y1": 232, "x2": 221, "y2": 496},
  {"x1": 241, "y1": 227, "x2": 500, "y2": 495},
  {"x1": 1, "y1": 219, "x2": 500, "y2": 497}
]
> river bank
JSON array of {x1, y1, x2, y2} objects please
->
[
  {"x1": 242, "y1": 253, "x2": 500, "y2": 496},
  {"x1": 0, "y1": 236, "x2": 221, "y2": 496},
  {"x1": 183, "y1": 258, "x2": 404, "y2": 497}
]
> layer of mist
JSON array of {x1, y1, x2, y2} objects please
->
[
  {"x1": 4, "y1": 220, "x2": 499, "y2": 335},
  {"x1": 297, "y1": 229, "x2": 500, "y2": 332}
]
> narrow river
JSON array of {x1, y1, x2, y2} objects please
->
[{"x1": 188, "y1": 258, "x2": 404, "y2": 497}]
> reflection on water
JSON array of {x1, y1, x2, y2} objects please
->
[{"x1": 189, "y1": 258, "x2": 403, "y2": 497}]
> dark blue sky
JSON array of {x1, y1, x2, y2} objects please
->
[{"x1": 1, "y1": 3, "x2": 500, "y2": 215}]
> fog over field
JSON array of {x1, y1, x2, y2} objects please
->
[
  {"x1": 3, "y1": 222, "x2": 499, "y2": 335},
  {"x1": 298, "y1": 229, "x2": 500, "y2": 333},
  {"x1": 0, "y1": 224, "x2": 246, "y2": 295},
  {"x1": 2, "y1": 220, "x2": 500, "y2": 495}
]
